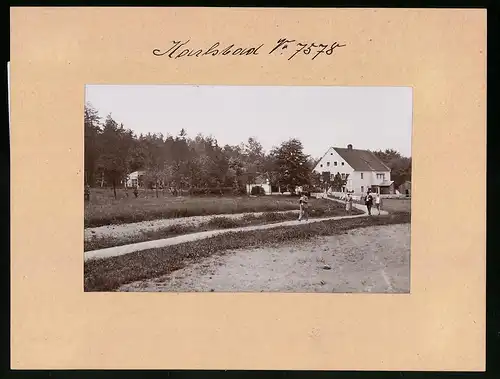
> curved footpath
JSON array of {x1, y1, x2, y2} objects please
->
[
  {"x1": 85, "y1": 210, "x2": 301, "y2": 241},
  {"x1": 84, "y1": 198, "x2": 387, "y2": 262}
]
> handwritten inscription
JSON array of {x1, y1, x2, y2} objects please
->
[
  {"x1": 269, "y1": 39, "x2": 346, "y2": 61},
  {"x1": 153, "y1": 40, "x2": 264, "y2": 58},
  {"x1": 153, "y1": 38, "x2": 346, "y2": 61}
]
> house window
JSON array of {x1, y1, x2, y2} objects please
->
[
  {"x1": 376, "y1": 173, "x2": 385, "y2": 180},
  {"x1": 341, "y1": 162, "x2": 344, "y2": 166},
  {"x1": 330, "y1": 153, "x2": 333, "y2": 155},
  {"x1": 360, "y1": 173, "x2": 364, "y2": 179},
  {"x1": 320, "y1": 164, "x2": 323, "y2": 168},
  {"x1": 341, "y1": 173, "x2": 346, "y2": 179},
  {"x1": 361, "y1": 186, "x2": 364, "y2": 193},
  {"x1": 334, "y1": 161, "x2": 337, "y2": 166},
  {"x1": 327, "y1": 162, "x2": 330, "y2": 167}
]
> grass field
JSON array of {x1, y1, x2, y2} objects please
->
[
  {"x1": 85, "y1": 189, "x2": 349, "y2": 227},
  {"x1": 380, "y1": 198, "x2": 411, "y2": 213},
  {"x1": 85, "y1": 205, "x2": 363, "y2": 251},
  {"x1": 84, "y1": 211, "x2": 411, "y2": 291},
  {"x1": 328, "y1": 195, "x2": 411, "y2": 214}
]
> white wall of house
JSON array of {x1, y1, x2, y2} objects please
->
[
  {"x1": 371, "y1": 171, "x2": 390, "y2": 184},
  {"x1": 347, "y1": 170, "x2": 391, "y2": 194},
  {"x1": 350, "y1": 171, "x2": 371, "y2": 194},
  {"x1": 312, "y1": 147, "x2": 355, "y2": 192},
  {"x1": 125, "y1": 171, "x2": 144, "y2": 188},
  {"x1": 312, "y1": 147, "x2": 391, "y2": 195}
]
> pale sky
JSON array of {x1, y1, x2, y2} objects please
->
[{"x1": 85, "y1": 85, "x2": 413, "y2": 159}]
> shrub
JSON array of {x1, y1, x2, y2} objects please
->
[
  {"x1": 263, "y1": 212, "x2": 283, "y2": 222},
  {"x1": 189, "y1": 187, "x2": 236, "y2": 196},
  {"x1": 207, "y1": 217, "x2": 239, "y2": 229},
  {"x1": 242, "y1": 213, "x2": 258, "y2": 222},
  {"x1": 251, "y1": 186, "x2": 266, "y2": 196}
]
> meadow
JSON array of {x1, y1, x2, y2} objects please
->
[
  {"x1": 379, "y1": 198, "x2": 411, "y2": 213},
  {"x1": 85, "y1": 188, "x2": 348, "y2": 227}
]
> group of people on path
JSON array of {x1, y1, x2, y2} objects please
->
[
  {"x1": 344, "y1": 188, "x2": 382, "y2": 216},
  {"x1": 297, "y1": 188, "x2": 382, "y2": 222}
]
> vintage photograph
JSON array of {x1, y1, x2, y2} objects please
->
[{"x1": 84, "y1": 85, "x2": 412, "y2": 293}]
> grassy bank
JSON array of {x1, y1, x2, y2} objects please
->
[
  {"x1": 85, "y1": 205, "x2": 363, "y2": 251},
  {"x1": 84, "y1": 212, "x2": 411, "y2": 292},
  {"x1": 85, "y1": 206, "x2": 364, "y2": 251},
  {"x1": 379, "y1": 198, "x2": 411, "y2": 213},
  {"x1": 85, "y1": 193, "x2": 346, "y2": 227}
]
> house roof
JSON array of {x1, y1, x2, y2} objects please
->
[
  {"x1": 378, "y1": 180, "x2": 394, "y2": 187},
  {"x1": 333, "y1": 147, "x2": 391, "y2": 172},
  {"x1": 128, "y1": 170, "x2": 146, "y2": 176}
]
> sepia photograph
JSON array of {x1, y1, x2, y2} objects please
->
[{"x1": 84, "y1": 85, "x2": 412, "y2": 293}]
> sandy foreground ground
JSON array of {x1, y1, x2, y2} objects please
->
[{"x1": 119, "y1": 223, "x2": 410, "y2": 293}]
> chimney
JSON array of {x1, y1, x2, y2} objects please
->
[{"x1": 347, "y1": 144, "x2": 353, "y2": 150}]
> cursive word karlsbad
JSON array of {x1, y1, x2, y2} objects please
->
[
  {"x1": 153, "y1": 40, "x2": 264, "y2": 59},
  {"x1": 153, "y1": 38, "x2": 346, "y2": 61}
]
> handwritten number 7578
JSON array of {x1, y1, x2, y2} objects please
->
[{"x1": 269, "y1": 39, "x2": 346, "y2": 61}]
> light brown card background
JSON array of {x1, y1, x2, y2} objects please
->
[{"x1": 10, "y1": 7, "x2": 486, "y2": 370}]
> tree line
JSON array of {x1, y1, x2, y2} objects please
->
[
  {"x1": 85, "y1": 103, "x2": 321, "y2": 198},
  {"x1": 85, "y1": 103, "x2": 411, "y2": 198}
]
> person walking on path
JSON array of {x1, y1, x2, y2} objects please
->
[
  {"x1": 375, "y1": 193, "x2": 382, "y2": 215},
  {"x1": 365, "y1": 189, "x2": 374, "y2": 216},
  {"x1": 345, "y1": 192, "x2": 353, "y2": 215},
  {"x1": 298, "y1": 193, "x2": 309, "y2": 221}
]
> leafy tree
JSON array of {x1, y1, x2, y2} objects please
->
[
  {"x1": 85, "y1": 105, "x2": 340, "y2": 199},
  {"x1": 126, "y1": 143, "x2": 148, "y2": 173},
  {"x1": 141, "y1": 133, "x2": 166, "y2": 197},
  {"x1": 304, "y1": 156, "x2": 322, "y2": 191},
  {"x1": 164, "y1": 130, "x2": 192, "y2": 192},
  {"x1": 243, "y1": 137, "x2": 265, "y2": 183},
  {"x1": 96, "y1": 114, "x2": 132, "y2": 199},
  {"x1": 250, "y1": 186, "x2": 265, "y2": 196},
  {"x1": 269, "y1": 138, "x2": 310, "y2": 193},
  {"x1": 84, "y1": 103, "x2": 102, "y2": 186},
  {"x1": 227, "y1": 156, "x2": 245, "y2": 194},
  {"x1": 331, "y1": 172, "x2": 350, "y2": 191},
  {"x1": 320, "y1": 171, "x2": 331, "y2": 191},
  {"x1": 373, "y1": 149, "x2": 411, "y2": 188}
]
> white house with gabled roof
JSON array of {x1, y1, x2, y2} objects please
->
[
  {"x1": 125, "y1": 170, "x2": 146, "y2": 188},
  {"x1": 312, "y1": 144, "x2": 394, "y2": 195}
]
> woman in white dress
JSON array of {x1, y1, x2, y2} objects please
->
[{"x1": 345, "y1": 193, "x2": 353, "y2": 215}]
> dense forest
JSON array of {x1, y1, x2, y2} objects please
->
[{"x1": 85, "y1": 103, "x2": 411, "y2": 198}]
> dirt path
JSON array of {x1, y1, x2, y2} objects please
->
[
  {"x1": 84, "y1": 213, "x2": 370, "y2": 261},
  {"x1": 84, "y1": 210, "x2": 300, "y2": 241},
  {"x1": 119, "y1": 223, "x2": 410, "y2": 293}
]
